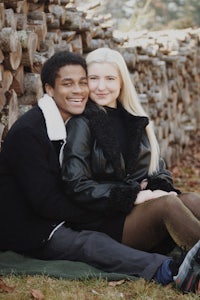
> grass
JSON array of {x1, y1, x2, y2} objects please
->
[{"x1": 0, "y1": 275, "x2": 200, "y2": 300}]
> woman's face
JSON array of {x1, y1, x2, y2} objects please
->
[{"x1": 88, "y1": 62, "x2": 121, "y2": 108}]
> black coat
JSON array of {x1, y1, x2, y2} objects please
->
[
  {"x1": 62, "y1": 101, "x2": 179, "y2": 221},
  {"x1": 0, "y1": 105, "x2": 93, "y2": 253}
]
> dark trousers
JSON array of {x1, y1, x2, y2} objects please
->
[{"x1": 35, "y1": 225, "x2": 168, "y2": 280}]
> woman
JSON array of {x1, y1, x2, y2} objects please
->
[{"x1": 61, "y1": 48, "x2": 200, "y2": 290}]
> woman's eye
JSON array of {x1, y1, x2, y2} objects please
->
[{"x1": 89, "y1": 77, "x2": 97, "y2": 80}]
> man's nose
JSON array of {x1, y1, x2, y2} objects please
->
[{"x1": 73, "y1": 84, "x2": 83, "y2": 92}]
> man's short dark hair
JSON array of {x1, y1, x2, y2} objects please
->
[{"x1": 41, "y1": 51, "x2": 87, "y2": 93}]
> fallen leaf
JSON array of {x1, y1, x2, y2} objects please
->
[
  {"x1": 0, "y1": 278, "x2": 15, "y2": 293},
  {"x1": 197, "y1": 280, "x2": 200, "y2": 294},
  {"x1": 108, "y1": 279, "x2": 125, "y2": 287},
  {"x1": 31, "y1": 289, "x2": 44, "y2": 299},
  {"x1": 91, "y1": 289, "x2": 99, "y2": 295}
]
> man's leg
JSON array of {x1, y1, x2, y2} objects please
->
[{"x1": 36, "y1": 225, "x2": 168, "y2": 281}]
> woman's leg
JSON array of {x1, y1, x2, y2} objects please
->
[
  {"x1": 122, "y1": 194, "x2": 200, "y2": 252},
  {"x1": 179, "y1": 192, "x2": 200, "y2": 219}
]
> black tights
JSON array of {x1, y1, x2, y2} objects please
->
[{"x1": 122, "y1": 192, "x2": 200, "y2": 253}]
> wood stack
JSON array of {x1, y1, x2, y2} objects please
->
[
  {"x1": 122, "y1": 29, "x2": 200, "y2": 165},
  {"x1": 0, "y1": 0, "x2": 199, "y2": 167}
]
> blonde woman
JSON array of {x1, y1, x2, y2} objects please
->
[{"x1": 61, "y1": 48, "x2": 200, "y2": 292}]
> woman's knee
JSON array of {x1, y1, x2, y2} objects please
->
[
  {"x1": 179, "y1": 192, "x2": 200, "y2": 203},
  {"x1": 159, "y1": 194, "x2": 183, "y2": 212}
]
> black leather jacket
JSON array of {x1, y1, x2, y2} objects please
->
[{"x1": 62, "y1": 101, "x2": 180, "y2": 217}]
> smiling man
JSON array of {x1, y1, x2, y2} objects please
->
[{"x1": 0, "y1": 51, "x2": 92, "y2": 255}]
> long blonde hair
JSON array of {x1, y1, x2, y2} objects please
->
[{"x1": 86, "y1": 47, "x2": 160, "y2": 174}]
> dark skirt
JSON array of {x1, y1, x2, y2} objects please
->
[{"x1": 69, "y1": 212, "x2": 126, "y2": 243}]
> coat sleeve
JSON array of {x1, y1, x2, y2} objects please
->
[
  {"x1": 146, "y1": 158, "x2": 181, "y2": 194},
  {"x1": 62, "y1": 117, "x2": 141, "y2": 215},
  {"x1": 2, "y1": 125, "x2": 95, "y2": 223}
]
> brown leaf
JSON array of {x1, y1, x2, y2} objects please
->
[
  {"x1": 31, "y1": 289, "x2": 44, "y2": 299},
  {"x1": 0, "y1": 277, "x2": 15, "y2": 293},
  {"x1": 108, "y1": 279, "x2": 125, "y2": 287},
  {"x1": 197, "y1": 280, "x2": 200, "y2": 294}
]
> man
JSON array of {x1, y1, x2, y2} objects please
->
[{"x1": 0, "y1": 51, "x2": 199, "y2": 293}]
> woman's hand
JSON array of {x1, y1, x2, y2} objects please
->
[{"x1": 135, "y1": 189, "x2": 177, "y2": 205}]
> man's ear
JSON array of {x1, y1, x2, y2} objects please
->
[{"x1": 45, "y1": 83, "x2": 54, "y2": 98}]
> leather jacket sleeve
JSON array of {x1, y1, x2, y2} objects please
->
[
  {"x1": 61, "y1": 117, "x2": 141, "y2": 215},
  {"x1": 146, "y1": 159, "x2": 181, "y2": 194}
]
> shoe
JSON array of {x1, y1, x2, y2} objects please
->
[{"x1": 173, "y1": 240, "x2": 200, "y2": 293}]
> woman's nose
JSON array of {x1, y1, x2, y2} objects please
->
[{"x1": 97, "y1": 79, "x2": 106, "y2": 90}]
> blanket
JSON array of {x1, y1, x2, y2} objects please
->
[{"x1": 0, "y1": 251, "x2": 136, "y2": 280}]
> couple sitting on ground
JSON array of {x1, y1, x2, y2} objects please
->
[{"x1": 0, "y1": 49, "x2": 199, "y2": 293}]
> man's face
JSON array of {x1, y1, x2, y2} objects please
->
[{"x1": 46, "y1": 65, "x2": 89, "y2": 121}]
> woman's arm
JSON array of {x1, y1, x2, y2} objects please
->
[
  {"x1": 146, "y1": 159, "x2": 181, "y2": 193},
  {"x1": 61, "y1": 117, "x2": 141, "y2": 215}
]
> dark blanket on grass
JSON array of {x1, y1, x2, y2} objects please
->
[{"x1": 0, "y1": 251, "x2": 136, "y2": 280}]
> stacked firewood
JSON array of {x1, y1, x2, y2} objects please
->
[{"x1": 0, "y1": 0, "x2": 200, "y2": 167}]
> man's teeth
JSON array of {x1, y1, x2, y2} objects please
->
[{"x1": 69, "y1": 99, "x2": 83, "y2": 102}]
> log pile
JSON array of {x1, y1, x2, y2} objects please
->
[{"x1": 0, "y1": 0, "x2": 200, "y2": 167}]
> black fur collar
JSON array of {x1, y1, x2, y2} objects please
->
[{"x1": 84, "y1": 100, "x2": 149, "y2": 179}]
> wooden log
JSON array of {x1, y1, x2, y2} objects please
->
[
  {"x1": 46, "y1": 13, "x2": 55, "y2": 25},
  {"x1": 24, "y1": 73, "x2": 42, "y2": 95},
  {"x1": 47, "y1": 18, "x2": 60, "y2": 30},
  {"x1": 47, "y1": 4, "x2": 66, "y2": 25},
  {"x1": 27, "y1": 22, "x2": 47, "y2": 48},
  {"x1": 2, "y1": 69, "x2": 13, "y2": 92},
  {"x1": 0, "y1": 122, "x2": 6, "y2": 150},
  {"x1": 54, "y1": 40, "x2": 73, "y2": 53},
  {"x1": 49, "y1": 0, "x2": 61, "y2": 4},
  {"x1": 5, "y1": 8, "x2": 17, "y2": 30},
  {"x1": 61, "y1": 11, "x2": 83, "y2": 31},
  {"x1": 83, "y1": 38, "x2": 107, "y2": 52},
  {"x1": 61, "y1": 31, "x2": 76, "y2": 43},
  {"x1": 27, "y1": 11, "x2": 47, "y2": 47},
  {"x1": 4, "y1": 0, "x2": 28, "y2": 14},
  {"x1": 0, "y1": 64, "x2": 3, "y2": 88},
  {"x1": 10, "y1": 65, "x2": 24, "y2": 96},
  {"x1": 0, "y1": 27, "x2": 19, "y2": 53},
  {"x1": 80, "y1": 0, "x2": 100, "y2": 11},
  {"x1": 16, "y1": 13, "x2": 28, "y2": 30},
  {"x1": 32, "y1": 52, "x2": 47, "y2": 74},
  {"x1": 0, "y1": 49, "x2": 4, "y2": 64},
  {"x1": 0, "y1": 3, "x2": 5, "y2": 30},
  {"x1": 18, "y1": 30, "x2": 38, "y2": 67},
  {"x1": 5, "y1": 89, "x2": 19, "y2": 129},
  {"x1": 18, "y1": 73, "x2": 43, "y2": 105},
  {"x1": 38, "y1": 39, "x2": 55, "y2": 58},
  {"x1": 0, "y1": 87, "x2": 6, "y2": 111},
  {"x1": 60, "y1": 0, "x2": 73, "y2": 4},
  {"x1": 70, "y1": 34, "x2": 83, "y2": 54},
  {"x1": 46, "y1": 30, "x2": 62, "y2": 44},
  {"x1": 26, "y1": 2, "x2": 45, "y2": 13},
  {"x1": 3, "y1": 39, "x2": 22, "y2": 71}
]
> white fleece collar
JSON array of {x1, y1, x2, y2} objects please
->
[{"x1": 38, "y1": 94, "x2": 66, "y2": 141}]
